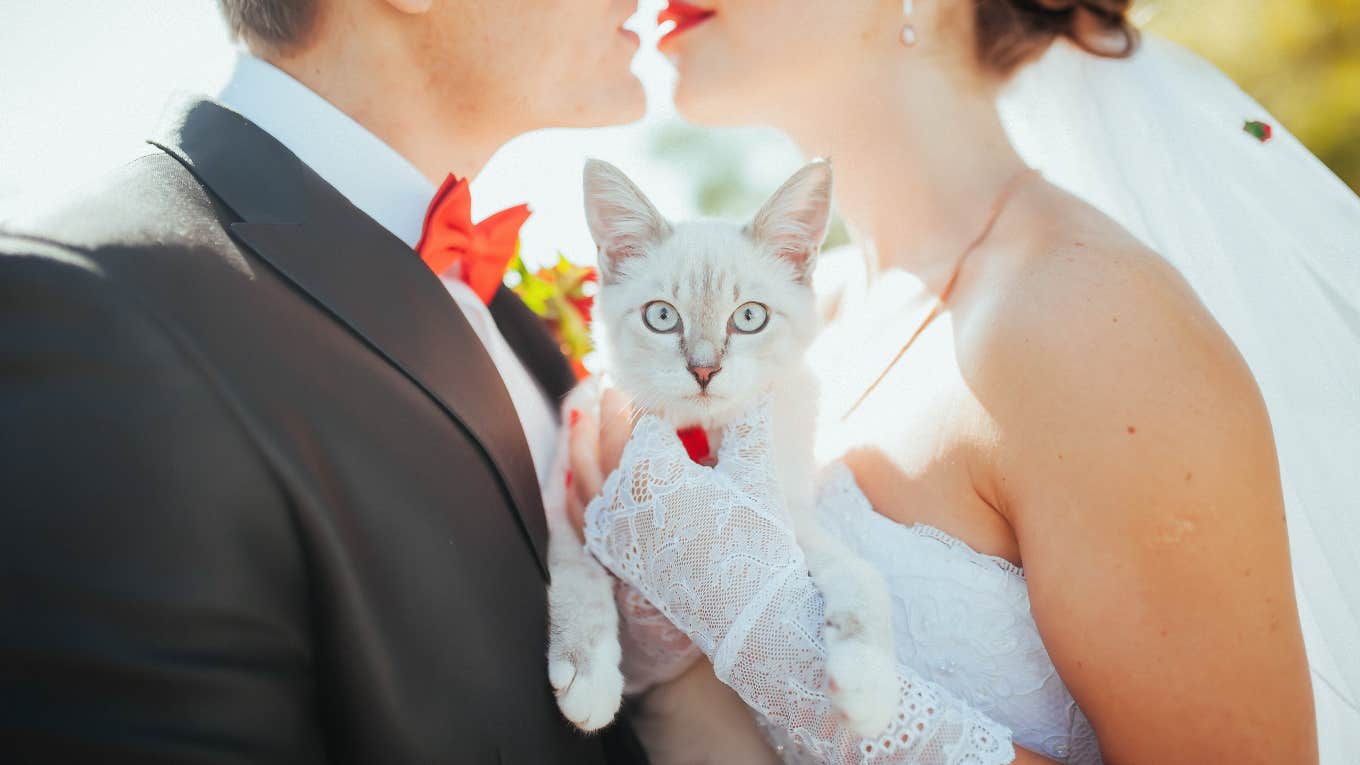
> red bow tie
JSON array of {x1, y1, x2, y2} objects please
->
[{"x1": 417, "y1": 173, "x2": 531, "y2": 305}]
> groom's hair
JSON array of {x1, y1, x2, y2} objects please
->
[{"x1": 217, "y1": 0, "x2": 318, "y2": 52}]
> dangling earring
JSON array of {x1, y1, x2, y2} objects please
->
[{"x1": 900, "y1": 0, "x2": 918, "y2": 47}]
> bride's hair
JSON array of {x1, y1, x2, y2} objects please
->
[{"x1": 974, "y1": 0, "x2": 1139, "y2": 75}]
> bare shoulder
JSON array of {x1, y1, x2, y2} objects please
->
[
  {"x1": 963, "y1": 194, "x2": 1315, "y2": 764},
  {"x1": 978, "y1": 209, "x2": 1240, "y2": 395},
  {"x1": 978, "y1": 197, "x2": 1261, "y2": 409},
  {"x1": 963, "y1": 193, "x2": 1277, "y2": 514}
]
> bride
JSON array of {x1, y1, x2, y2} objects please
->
[{"x1": 569, "y1": 0, "x2": 1359, "y2": 762}]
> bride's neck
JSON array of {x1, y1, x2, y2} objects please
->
[{"x1": 783, "y1": 65, "x2": 1030, "y2": 281}]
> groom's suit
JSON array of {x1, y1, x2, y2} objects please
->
[{"x1": 0, "y1": 94, "x2": 643, "y2": 764}]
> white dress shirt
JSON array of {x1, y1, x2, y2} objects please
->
[{"x1": 217, "y1": 54, "x2": 560, "y2": 485}]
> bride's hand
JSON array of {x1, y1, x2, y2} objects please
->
[
  {"x1": 563, "y1": 384, "x2": 704, "y2": 693},
  {"x1": 583, "y1": 401, "x2": 1021, "y2": 765},
  {"x1": 565, "y1": 385, "x2": 634, "y2": 539}
]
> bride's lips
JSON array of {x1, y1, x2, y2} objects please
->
[{"x1": 659, "y1": 0, "x2": 715, "y2": 49}]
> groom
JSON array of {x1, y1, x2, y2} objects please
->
[{"x1": 0, "y1": 0, "x2": 646, "y2": 762}]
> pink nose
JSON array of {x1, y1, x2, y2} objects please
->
[{"x1": 689, "y1": 365, "x2": 721, "y2": 388}]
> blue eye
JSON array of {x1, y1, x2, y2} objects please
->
[
  {"x1": 643, "y1": 301, "x2": 681, "y2": 333},
  {"x1": 730, "y1": 302, "x2": 769, "y2": 333}
]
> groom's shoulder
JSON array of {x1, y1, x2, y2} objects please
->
[
  {"x1": 0, "y1": 152, "x2": 231, "y2": 373},
  {"x1": 0, "y1": 148, "x2": 235, "y2": 272}
]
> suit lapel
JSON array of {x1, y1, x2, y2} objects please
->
[{"x1": 151, "y1": 98, "x2": 548, "y2": 578}]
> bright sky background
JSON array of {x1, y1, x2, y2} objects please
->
[{"x1": 0, "y1": 0, "x2": 793, "y2": 269}]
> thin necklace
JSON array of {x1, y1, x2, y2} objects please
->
[{"x1": 841, "y1": 168, "x2": 1037, "y2": 421}]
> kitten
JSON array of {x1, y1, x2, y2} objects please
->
[{"x1": 544, "y1": 159, "x2": 897, "y2": 738}]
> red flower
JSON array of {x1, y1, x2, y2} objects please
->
[
  {"x1": 508, "y1": 254, "x2": 599, "y2": 379},
  {"x1": 1244, "y1": 120, "x2": 1273, "y2": 143}
]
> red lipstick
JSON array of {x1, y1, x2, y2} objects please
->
[{"x1": 659, "y1": 0, "x2": 715, "y2": 48}]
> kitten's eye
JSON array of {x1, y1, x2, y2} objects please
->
[
  {"x1": 730, "y1": 302, "x2": 770, "y2": 334},
  {"x1": 642, "y1": 301, "x2": 681, "y2": 333}
]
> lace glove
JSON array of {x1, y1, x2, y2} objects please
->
[
  {"x1": 584, "y1": 402, "x2": 1015, "y2": 765},
  {"x1": 615, "y1": 579, "x2": 704, "y2": 695}
]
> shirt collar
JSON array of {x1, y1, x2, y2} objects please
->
[{"x1": 216, "y1": 53, "x2": 435, "y2": 248}]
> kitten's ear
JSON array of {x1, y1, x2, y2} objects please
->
[
  {"x1": 747, "y1": 159, "x2": 833, "y2": 284},
  {"x1": 583, "y1": 159, "x2": 671, "y2": 284}
]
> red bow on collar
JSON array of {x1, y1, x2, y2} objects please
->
[
  {"x1": 676, "y1": 426, "x2": 712, "y2": 465},
  {"x1": 417, "y1": 173, "x2": 531, "y2": 305}
]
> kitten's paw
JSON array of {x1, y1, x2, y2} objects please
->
[
  {"x1": 818, "y1": 561, "x2": 898, "y2": 737},
  {"x1": 825, "y1": 628, "x2": 899, "y2": 737},
  {"x1": 546, "y1": 550, "x2": 624, "y2": 732},
  {"x1": 548, "y1": 628, "x2": 625, "y2": 732}
]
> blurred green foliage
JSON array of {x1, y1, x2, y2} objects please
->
[
  {"x1": 1142, "y1": 0, "x2": 1360, "y2": 192},
  {"x1": 651, "y1": 123, "x2": 853, "y2": 248},
  {"x1": 651, "y1": 124, "x2": 773, "y2": 218}
]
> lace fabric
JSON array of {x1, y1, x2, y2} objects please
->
[
  {"x1": 616, "y1": 579, "x2": 703, "y2": 695},
  {"x1": 585, "y1": 404, "x2": 1014, "y2": 765},
  {"x1": 817, "y1": 464, "x2": 1100, "y2": 764}
]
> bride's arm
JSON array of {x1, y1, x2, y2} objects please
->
[
  {"x1": 576, "y1": 393, "x2": 1037, "y2": 765},
  {"x1": 980, "y1": 244, "x2": 1316, "y2": 763}
]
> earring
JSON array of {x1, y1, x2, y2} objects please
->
[{"x1": 901, "y1": 0, "x2": 918, "y2": 47}]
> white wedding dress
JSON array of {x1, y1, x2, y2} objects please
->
[
  {"x1": 589, "y1": 408, "x2": 1018, "y2": 765},
  {"x1": 814, "y1": 463, "x2": 1100, "y2": 764}
]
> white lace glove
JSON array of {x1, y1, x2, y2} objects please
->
[
  {"x1": 584, "y1": 402, "x2": 1015, "y2": 765},
  {"x1": 615, "y1": 579, "x2": 703, "y2": 695}
]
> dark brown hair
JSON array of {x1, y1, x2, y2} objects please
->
[
  {"x1": 974, "y1": 0, "x2": 1139, "y2": 75},
  {"x1": 217, "y1": 0, "x2": 319, "y2": 53}
]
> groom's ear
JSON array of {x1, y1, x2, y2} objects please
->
[
  {"x1": 583, "y1": 159, "x2": 672, "y2": 285},
  {"x1": 746, "y1": 159, "x2": 833, "y2": 284}
]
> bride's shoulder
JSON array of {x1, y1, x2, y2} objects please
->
[
  {"x1": 965, "y1": 207, "x2": 1282, "y2": 544},
  {"x1": 969, "y1": 206, "x2": 1266, "y2": 454},
  {"x1": 978, "y1": 193, "x2": 1226, "y2": 363},
  {"x1": 1003, "y1": 235, "x2": 1203, "y2": 341}
]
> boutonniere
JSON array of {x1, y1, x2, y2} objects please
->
[{"x1": 506, "y1": 253, "x2": 599, "y2": 380}]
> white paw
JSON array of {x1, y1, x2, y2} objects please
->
[
  {"x1": 548, "y1": 625, "x2": 625, "y2": 732},
  {"x1": 825, "y1": 621, "x2": 899, "y2": 737},
  {"x1": 547, "y1": 548, "x2": 624, "y2": 732},
  {"x1": 817, "y1": 560, "x2": 899, "y2": 737}
]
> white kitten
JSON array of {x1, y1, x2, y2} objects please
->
[{"x1": 546, "y1": 160, "x2": 898, "y2": 738}]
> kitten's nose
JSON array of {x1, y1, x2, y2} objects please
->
[{"x1": 688, "y1": 365, "x2": 721, "y2": 389}]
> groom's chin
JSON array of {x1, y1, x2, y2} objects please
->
[{"x1": 558, "y1": 79, "x2": 648, "y2": 129}]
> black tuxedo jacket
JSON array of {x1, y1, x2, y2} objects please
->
[{"x1": 0, "y1": 99, "x2": 642, "y2": 764}]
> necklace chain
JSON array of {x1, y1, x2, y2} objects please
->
[{"x1": 841, "y1": 168, "x2": 1038, "y2": 421}]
